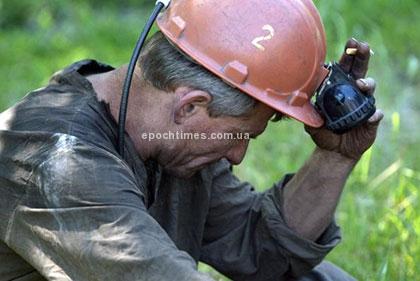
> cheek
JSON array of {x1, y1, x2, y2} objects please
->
[
  {"x1": 204, "y1": 139, "x2": 233, "y2": 153},
  {"x1": 183, "y1": 140, "x2": 232, "y2": 163}
]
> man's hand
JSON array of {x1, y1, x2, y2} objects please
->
[
  {"x1": 281, "y1": 39, "x2": 385, "y2": 240},
  {"x1": 306, "y1": 38, "x2": 384, "y2": 160}
]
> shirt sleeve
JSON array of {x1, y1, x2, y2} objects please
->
[
  {"x1": 4, "y1": 134, "x2": 214, "y2": 281},
  {"x1": 200, "y1": 159, "x2": 341, "y2": 281}
]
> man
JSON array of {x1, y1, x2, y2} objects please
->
[{"x1": 0, "y1": 2, "x2": 382, "y2": 281}]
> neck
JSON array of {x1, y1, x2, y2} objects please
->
[
  {"x1": 87, "y1": 65, "x2": 166, "y2": 161},
  {"x1": 87, "y1": 65, "x2": 127, "y2": 122}
]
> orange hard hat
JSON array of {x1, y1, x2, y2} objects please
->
[{"x1": 157, "y1": 0, "x2": 329, "y2": 127}]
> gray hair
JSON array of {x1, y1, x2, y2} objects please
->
[{"x1": 138, "y1": 32, "x2": 258, "y2": 117}]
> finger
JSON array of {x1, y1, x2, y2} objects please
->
[
  {"x1": 367, "y1": 109, "x2": 384, "y2": 126},
  {"x1": 339, "y1": 38, "x2": 359, "y2": 73},
  {"x1": 356, "y1": 77, "x2": 376, "y2": 95},
  {"x1": 352, "y1": 41, "x2": 371, "y2": 79}
]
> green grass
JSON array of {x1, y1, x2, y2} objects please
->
[{"x1": 1, "y1": 1, "x2": 419, "y2": 280}]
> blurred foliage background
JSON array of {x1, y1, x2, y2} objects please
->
[{"x1": 0, "y1": 0, "x2": 419, "y2": 280}]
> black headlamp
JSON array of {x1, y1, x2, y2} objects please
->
[{"x1": 315, "y1": 62, "x2": 376, "y2": 134}]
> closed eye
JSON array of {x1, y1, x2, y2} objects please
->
[{"x1": 271, "y1": 112, "x2": 289, "y2": 122}]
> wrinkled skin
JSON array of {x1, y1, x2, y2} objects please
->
[{"x1": 305, "y1": 38, "x2": 384, "y2": 160}]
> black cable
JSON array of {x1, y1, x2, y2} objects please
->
[{"x1": 118, "y1": 2, "x2": 165, "y2": 157}]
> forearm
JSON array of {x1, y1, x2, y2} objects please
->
[{"x1": 281, "y1": 147, "x2": 358, "y2": 241}]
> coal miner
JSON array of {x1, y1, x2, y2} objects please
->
[{"x1": 0, "y1": 0, "x2": 383, "y2": 280}]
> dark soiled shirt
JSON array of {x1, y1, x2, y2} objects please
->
[{"x1": 0, "y1": 60, "x2": 341, "y2": 281}]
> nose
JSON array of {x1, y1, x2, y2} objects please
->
[{"x1": 225, "y1": 140, "x2": 249, "y2": 165}]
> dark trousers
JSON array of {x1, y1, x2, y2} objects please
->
[{"x1": 296, "y1": 261, "x2": 357, "y2": 281}]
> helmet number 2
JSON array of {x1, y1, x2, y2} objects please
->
[{"x1": 252, "y1": 24, "x2": 275, "y2": 51}]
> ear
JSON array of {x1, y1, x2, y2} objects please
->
[{"x1": 173, "y1": 87, "x2": 212, "y2": 124}]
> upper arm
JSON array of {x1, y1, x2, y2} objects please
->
[
  {"x1": 201, "y1": 159, "x2": 341, "y2": 280},
  {"x1": 33, "y1": 134, "x2": 145, "y2": 209},
  {"x1": 201, "y1": 159, "x2": 286, "y2": 279},
  {"x1": 5, "y1": 135, "x2": 212, "y2": 281}
]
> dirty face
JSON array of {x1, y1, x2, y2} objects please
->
[{"x1": 159, "y1": 103, "x2": 276, "y2": 178}]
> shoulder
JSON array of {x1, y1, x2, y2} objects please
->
[{"x1": 32, "y1": 133, "x2": 145, "y2": 208}]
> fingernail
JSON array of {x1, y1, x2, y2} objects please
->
[
  {"x1": 368, "y1": 112, "x2": 382, "y2": 123},
  {"x1": 368, "y1": 115, "x2": 376, "y2": 123},
  {"x1": 346, "y1": 48, "x2": 358, "y2": 55},
  {"x1": 359, "y1": 79, "x2": 368, "y2": 86}
]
